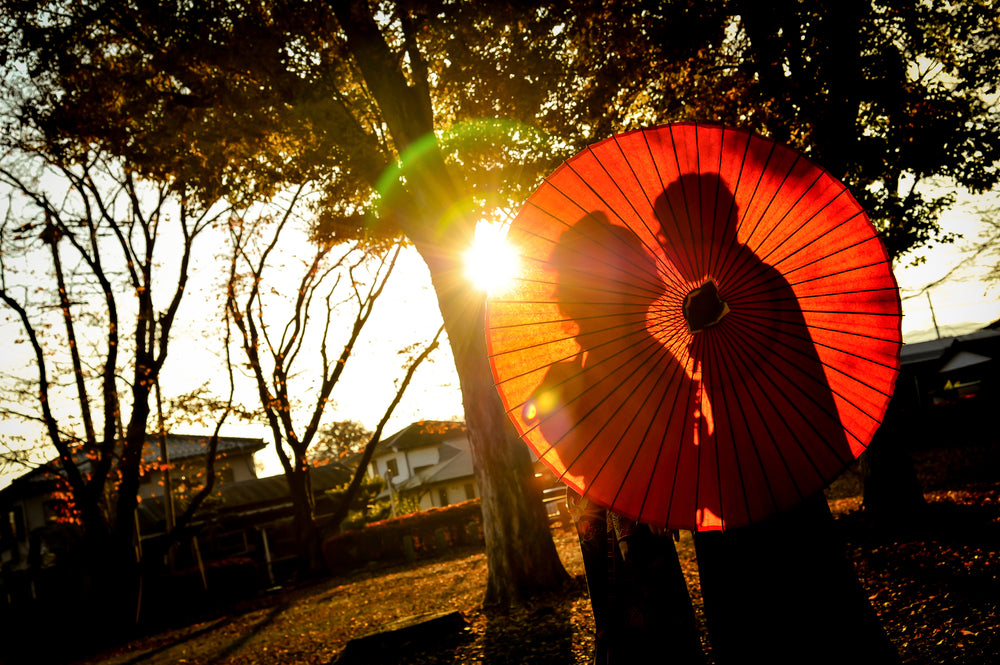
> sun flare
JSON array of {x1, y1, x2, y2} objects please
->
[{"x1": 463, "y1": 221, "x2": 519, "y2": 295}]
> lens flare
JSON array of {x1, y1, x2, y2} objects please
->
[{"x1": 464, "y1": 222, "x2": 518, "y2": 295}]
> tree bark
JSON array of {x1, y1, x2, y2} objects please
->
[
  {"x1": 860, "y1": 397, "x2": 927, "y2": 528},
  {"x1": 287, "y1": 461, "x2": 325, "y2": 575}
]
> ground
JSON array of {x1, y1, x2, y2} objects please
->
[{"x1": 64, "y1": 442, "x2": 999, "y2": 664}]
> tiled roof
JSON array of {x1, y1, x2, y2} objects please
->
[
  {"x1": 136, "y1": 462, "x2": 352, "y2": 527},
  {"x1": 141, "y1": 433, "x2": 266, "y2": 463},
  {"x1": 2, "y1": 433, "x2": 267, "y2": 501},
  {"x1": 901, "y1": 330, "x2": 1000, "y2": 367},
  {"x1": 374, "y1": 421, "x2": 467, "y2": 454}
]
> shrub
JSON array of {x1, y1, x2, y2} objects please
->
[{"x1": 322, "y1": 499, "x2": 483, "y2": 571}]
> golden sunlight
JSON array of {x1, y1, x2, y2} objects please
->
[{"x1": 463, "y1": 221, "x2": 519, "y2": 295}]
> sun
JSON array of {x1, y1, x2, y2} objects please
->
[{"x1": 463, "y1": 221, "x2": 519, "y2": 295}]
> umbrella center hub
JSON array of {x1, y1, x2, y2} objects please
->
[{"x1": 684, "y1": 279, "x2": 730, "y2": 333}]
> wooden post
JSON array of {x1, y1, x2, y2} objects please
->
[
  {"x1": 261, "y1": 527, "x2": 276, "y2": 587},
  {"x1": 192, "y1": 536, "x2": 208, "y2": 591}
]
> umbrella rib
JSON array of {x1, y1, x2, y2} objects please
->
[
  {"x1": 574, "y1": 143, "x2": 688, "y2": 292},
  {"x1": 722, "y1": 319, "x2": 865, "y2": 467},
  {"x1": 488, "y1": 311, "x2": 648, "y2": 363},
  {"x1": 528, "y1": 329, "x2": 671, "y2": 467},
  {"x1": 736, "y1": 309, "x2": 901, "y2": 385},
  {"x1": 608, "y1": 354, "x2": 692, "y2": 524},
  {"x1": 715, "y1": 149, "x2": 803, "y2": 290},
  {"x1": 692, "y1": 123, "x2": 707, "y2": 279},
  {"x1": 552, "y1": 334, "x2": 665, "y2": 479},
  {"x1": 763, "y1": 253, "x2": 892, "y2": 295},
  {"x1": 647, "y1": 349, "x2": 701, "y2": 526},
  {"x1": 519, "y1": 201, "x2": 666, "y2": 293},
  {"x1": 721, "y1": 226, "x2": 896, "y2": 309},
  {"x1": 738, "y1": 298, "x2": 901, "y2": 326},
  {"x1": 642, "y1": 127, "x2": 701, "y2": 282},
  {"x1": 608, "y1": 134, "x2": 686, "y2": 283},
  {"x1": 513, "y1": 262, "x2": 666, "y2": 305},
  {"x1": 712, "y1": 323, "x2": 817, "y2": 501},
  {"x1": 699, "y1": 323, "x2": 802, "y2": 516},
  {"x1": 709, "y1": 128, "x2": 754, "y2": 283},
  {"x1": 774, "y1": 230, "x2": 882, "y2": 280},
  {"x1": 584, "y1": 337, "x2": 693, "y2": 514},
  {"x1": 563, "y1": 154, "x2": 680, "y2": 288},
  {"x1": 750, "y1": 184, "x2": 852, "y2": 270},
  {"x1": 734, "y1": 283, "x2": 900, "y2": 315},
  {"x1": 688, "y1": 334, "x2": 714, "y2": 526},
  {"x1": 795, "y1": 285, "x2": 902, "y2": 303},
  {"x1": 741, "y1": 164, "x2": 825, "y2": 266},
  {"x1": 485, "y1": 312, "x2": 573, "y2": 331},
  {"x1": 717, "y1": 171, "x2": 837, "y2": 292},
  {"x1": 705, "y1": 128, "x2": 736, "y2": 282},
  {"x1": 731, "y1": 312, "x2": 895, "y2": 434},
  {"x1": 670, "y1": 124, "x2": 707, "y2": 279},
  {"x1": 794, "y1": 318, "x2": 902, "y2": 348},
  {"x1": 505, "y1": 315, "x2": 690, "y2": 412},
  {"x1": 491, "y1": 318, "x2": 658, "y2": 390},
  {"x1": 520, "y1": 198, "x2": 671, "y2": 297},
  {"x1": 730, "y1": 138, "x2": 781, "y2": 260},
  {"x1": 746, "y1": 207, "x2": 867, "y2": 287},
  {"x1": 702, "y1": 324, "x2": 761, "y2": 524}
]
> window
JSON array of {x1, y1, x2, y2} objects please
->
[
  {"x1": 464, "y1": 483, "x2": 476, "y2": 501},
  {"x1": 8, "y1": 506, "x2": 26, "y2": 542},
  {"x1": 385, "y1": 458, "x2": 399, "y2": 478},
  {"x1": 438, "y1": 488, "x2": 449, "y2": 507}
]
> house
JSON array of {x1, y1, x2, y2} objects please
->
[
  {"x1": 367, "y1": 421, "x2": 479, "y2": 510},
  {"x1": 876, "y1": 326, "x2": 1000, "y2": 449},
  {"x1": 898, "y1": 328, "x2": 999, "y2": 409},
  {"x1": 138, "y1": 433, "x2": 266, "y2": 502},
  {"x1": 1, "y1": 433, "x2": 265, "y2": 573},
  {"x1": 135, "y1": 461, "x2": 353, "y2": 578}
]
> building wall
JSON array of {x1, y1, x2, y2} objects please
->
[
  {"x1": 230, "y1": 455, "x2": 257, "y2": 483},
  {"x1": 369, "y1": 446, "x2": 442, "y2": 484},
  {"x1": 370, "y1": 454, "x2": 405, "y2": 482},
  {"x1": 138, "y1": 453, "x2": 258, "y2": 500},
  {"x1": 415, "y1": 479, "x2": 479, "y2": 510}
]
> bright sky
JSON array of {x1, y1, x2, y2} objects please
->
[{"x1": 893, "y1": 197, "x2": 1000, "y2": 342}]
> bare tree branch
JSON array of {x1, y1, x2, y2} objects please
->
[{"x1": 326, "y1": 322, "x2": 445, "y2": 532}]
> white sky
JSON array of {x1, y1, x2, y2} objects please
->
[{"x1": 893, "y1": 197, "x2": 1000, "y2": 342}]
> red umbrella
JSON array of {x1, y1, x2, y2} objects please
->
[{"x1": 486, "y1": 123, "x2": 901, "y2": 531}]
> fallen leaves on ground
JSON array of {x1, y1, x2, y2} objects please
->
[{"x1": 77, "y1": 444, "x2": 999, "y2": 665}]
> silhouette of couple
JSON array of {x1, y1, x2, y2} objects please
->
[{"x1": 525, "y1": 173, "x2": 898, "y2": 664}]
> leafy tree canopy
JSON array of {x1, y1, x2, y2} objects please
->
[
  {"x1": 309, "y1": 420, "x2": 374, "y2": 465},
  {"x1": 3, "y1": 1, "x2": 996, "y2": 262}
]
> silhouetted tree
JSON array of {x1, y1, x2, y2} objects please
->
[
  {"x1": 0, "y1": 145, "x2": 235, "y2": 631},
  {"x1": 309, "y1": 421, "x2": 374, "y2": 465}
]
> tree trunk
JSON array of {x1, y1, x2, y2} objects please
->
[
  {"x1": 420, "y1": 248, "x2": 569, "y2": 606},
  {"x1": 115, "y1": 382, "x2": 153, "y2": 539},
  {"x1": 287, "y1": 462, "x2": 325, "y2": 575},
  {"x1": 859, "y1": 397, "x2": 927, "y2": 529}
]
